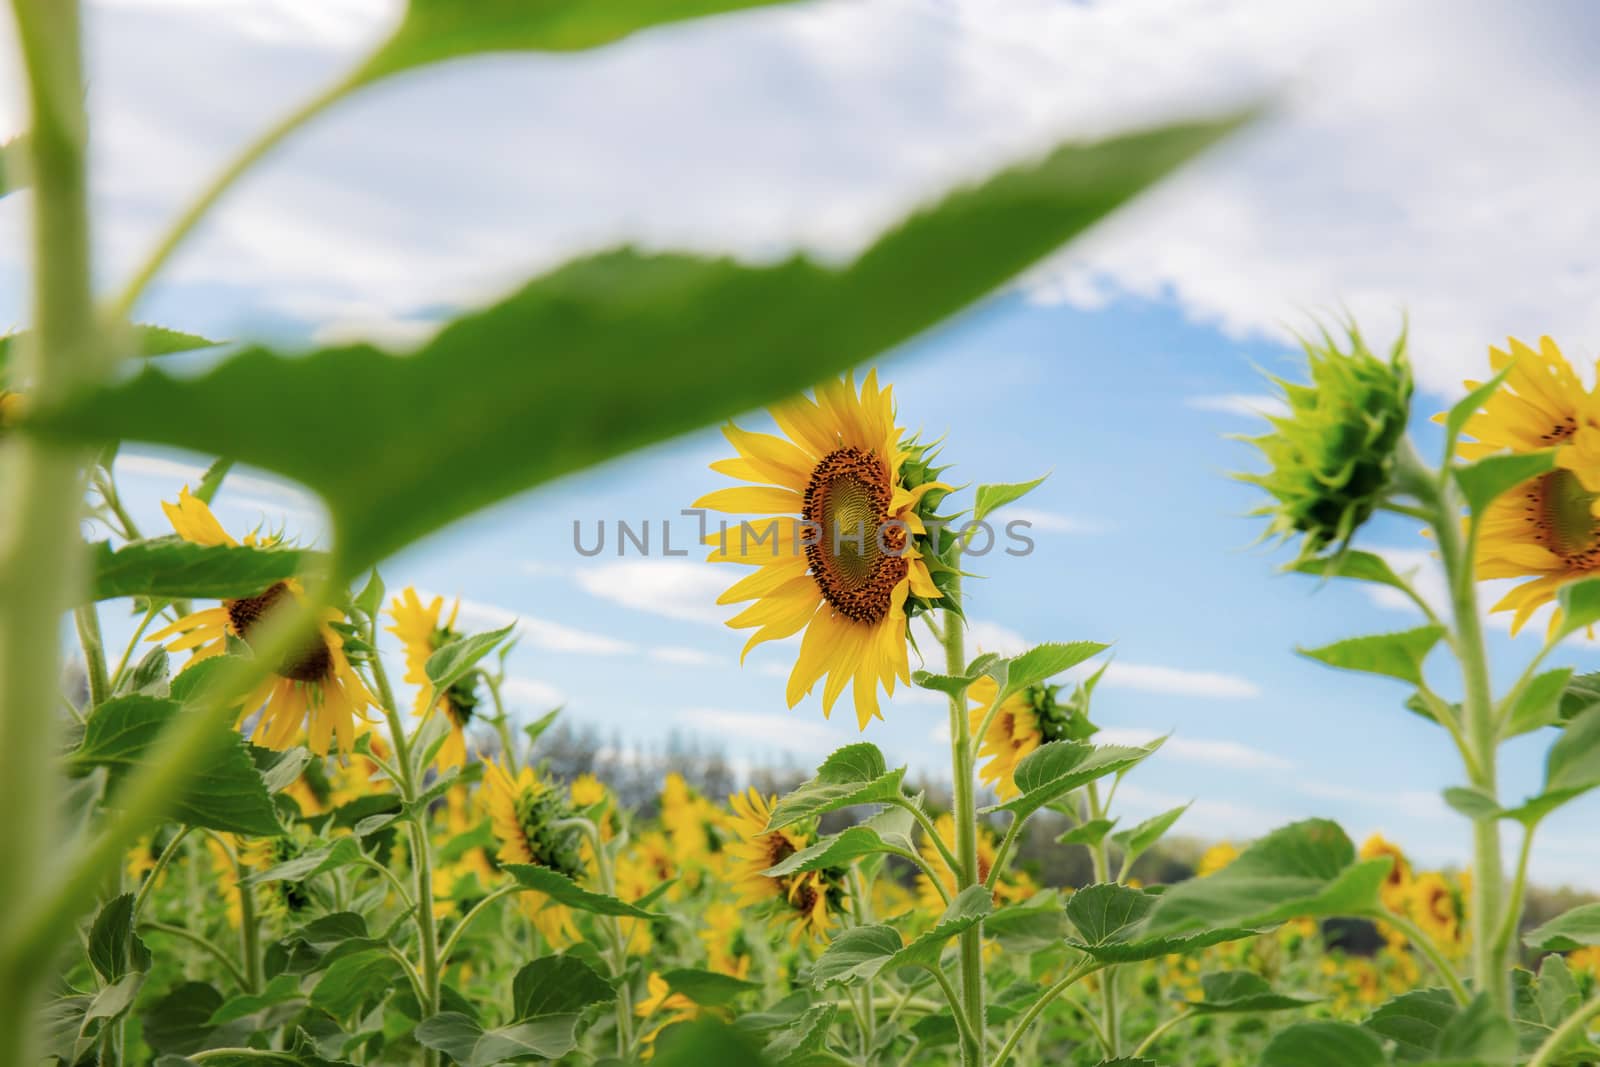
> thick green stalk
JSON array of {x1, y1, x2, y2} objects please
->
[
  {"x1": 74, "y1": 603, "x2": 111, "y2": 707},
  {"x1": 0, "y1": 3, "x2": 97, "y2": 1061},
  {"x1": 941, "y1": 571, "x2": 985, "y2": 1067},
  {"x1": 1400, "y1": 441, "x2": 1507, "y2": 1013}
]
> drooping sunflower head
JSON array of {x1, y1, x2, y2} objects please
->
[
  {"x1": 148, "y1": 489, "x2": 376, "y2": 755},
  {"x1": 1241, "y1": 323, "x2": 1413, "y2": 561},
  {"x1": 967, "y1": 675, "x2": 1088, "y2": 800},
  {"x1": 1358, "y1": 833, "x2": 1412, "y2": 908},
  {"x1": 696, "y1": 372, "x2": 956, "y2": 729},
  {"x1": 483, "y1": 761, "x2": 586, "y2": 881},
  {"x1": 1453, "y1": 338, "x2": 1600, "y2": 633},
  {"x1": 386, "y1": 587, "x2": 481, "y2": 768},
  {"x1": 1197, "y1": 841, "x2": 1239, "y2": 877}
]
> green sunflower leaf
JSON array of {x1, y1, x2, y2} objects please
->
[
  {"x1": 1057, "y1": 817, "x2": 1118, "y2": 847},
  {"x1": 1556, "y1": 576, "x2": 1600, "y2": 641},
  {"x1": 71, "y1": 695, "x2": 281, "y2": 836},
  {"x1": 0, "y1": 322, "x2": 217, "y2": 375},
  {"x1": 1142, "y1": 819, "x2": 1389, "y2": 938},
  {"x1": 986, "y1": 737, "x2": 1161, "y2": 820},
  {"x1": 1064, "y1": 882, "x2": 1260, "y2": 963},
  {"x1": 88, "y1": 894, "x2": 151, "y2": 983},
  {"x1": 1454, "y1": 449, "x2": 1556, "y2": 517},
  {"x1": 1187, "y1": 971, "x2": 1318, "y2": 1013},
  {"x1": 1431, "y1": 994, "x2": 1518, "y2": 1065},
  {"x1": 353, "y1": 0, "x2": 805, "y2": 89},
  {"x1": 1259, "y1": 1022, "x2": 1387, "y2": 1067},
  {"x1": 415, "y1": 1011, "x2": 582, "y2": 1067},
  {"x1": 765, "y1": 743, "x2": 907, "y2": 831},
  {"x1": 1442, "y1": 361, "x2": 1515, "y2": 456},
  {"x1": 762, "y1": 1002, "x2": 837, "y2": 1066},
  {"x1": 1297, "y1": 625, "x2": 1445, "y2": 687},
  {"x1": 663, "y1": 968, "x2": 759, "y2": 1007},
  {"x1": 88, "y1": 537, "x2": 320, "y2": 603},
  {"x1": 1561, "y1": 671, "x2": 1600, "y2": 723},
  {"x1": 1500, "y1": 704, "x2": 1600, "y2": 824},
  {"x1": 973, "y1": 474, "x2": 1049, "y2": 524},
  {"x1": 1524, "y1": 902, "x2": 1600, "y2": 952},
  {"x1": 511, "y1": 955, "x2": 615, "y2": 1019},
  {"x1": 763, "y1": 822, "x2": 913, "y2": 878},
  {"x1": 309, "y1": 948, "x2": 403, "y2": 1018},
  {"x1": 242, "y1": 837, "x2": 363, "y2": 884},
  {"x1": 29, "y1": 119, "x2": 1243, "y2": 576},
  {"x1": 1292, "y1": 549, "x2": 1419, "y2": 596},
  {"x1": 0, "y1": 134, "x2": 25, "y2": 200},
  {"x1": 999, "y1": 641, "x2": 1109, "y2": 702},
  {"x1": 503, "y1": 864, "x2": 658, "y2": 918},
  {"x1": 1364, "y1": 988, "x2": 1458, "y2": 1061},
  {"x1": 1110, "y1": 802, "x2": 1189, "y2": 874},
  {"x1": 985, "y1": 891, "x2": 1071, "y2": 954},
  {"x1": 813, "y1": 885, "x2": 991, "y2": 985},
  {"x1": 425, "y1": 622, "x2": 517, "y2": 695},
  {"x1": 1503, "y1": 667, "x2": 1574, "y2": 739}
]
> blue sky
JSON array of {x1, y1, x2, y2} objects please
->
[{"x1": 4, "y1": 0, "x2": 1600, "y2": 888}]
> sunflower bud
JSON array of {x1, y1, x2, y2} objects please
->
[{"x1": 1241, "y1": 323, "x2": 1413, "y2": 559}]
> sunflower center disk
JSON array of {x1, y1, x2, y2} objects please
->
[
  {"x1": 803, "y1": 447, "x2": 908, "y2": 625},
  {"x1": 225, "y1": 581, "x2": 335, "y2": 684},
  {"x1": 1534, "y1": 468, "x2": 1600, "y2": 567}
]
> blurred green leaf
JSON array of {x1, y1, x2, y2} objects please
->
[
  {"x1": 1292, "y1": 549, "x2": 1420, "y2": 597},
  {"x1": 1260, "y1": 1022, "x2": 1386, "y2": 1067},
  {"x1": 1111, "y1": 802, "x2": 1189, "y2": 873},
  {"x1": 1065, "y1": 882, "x2": 1259, "y2": 963},
  {"x1": 1524, "y1": 902, "x2": 1600, "y2": 952},
  {"x1": 88, "y1": 893, "x2": 150, "y2": 982},
  {"x1": 512, "y1": 955, "x2": 614, "y2": 1018},
  {"x1": 426, "y1": 622, "x2": 516, "y2": 695},
  {"x1": 355, "y1": 0, "x2": 805, "y2": 87},
  {"x1": 1298, "y1": 625, "x2": 1445, "y2": 687},
  {"x1": 1504, "y1": 668, "x2": 1573, "y2": 739},
  {"x1": 504, "y1": 864, "x2": 658, "y2": 918},
  {"x1": 1442, "y1": 362, "x2": 1514, "y2": 454},
  {"x1": 0, "y1": 322, "x2": 217, "y2": 375},
  {"x1": 663, "y1": 968, "x2": 759, "y2": 1007},
  {"x1": 1188, "y1": 971, "x2": 1318, "y2": 1013},
  {"x1": 0, "y1": 134, "x2": 25, "y2": 199},
  {"x1": 814, "y1": 885, "x2": 990, "y2": 985},
  {"x1": 1364, "y1": 988, "x2": 1457, "y2": 1061},
  {"x1": 1556, "y1": 577, "x2": 1600, "y2": 641},
  {"x1": 32, "y1": 119, "x2": 1244, "y2": 575},
  {"x1": 1454, "y1": 449, "x2": 1556, "y2": 517},
  {"x1": 987, "y1": 737, "x2": 1161, "y2": 820},
  {"x1": 415, "y1": 1011, "x2": 581, "y2": 1066},
  {"x1": 1501, "y1": 705, "x2": 1600, "y2": 824}
]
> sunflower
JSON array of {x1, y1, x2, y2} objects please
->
[
  {"x1": 1359, "y1": 833, "x2": 1413, "y2": 914},
  {"x1": 1197, "y1": 842, "x2": 1239, "y2": 877},
  {"x1": 699, "y1": 902, "x2": 752, "y2": 979},
  {"x1": 727, "y1": 788, "x2": 847, "y2": 943},
  {"x1": 696, "y1": 372, "x2": 953, "y2": 729},
  {"x1": 661, "y1": 772, "x2": 732, "y2": 877},
  {"x1": 204, "y1": 834, "x2": 247, "y2": 929},
  {"x1": 387, "y1": 588, "x2": 481, "y2": 769},
  {"x1": 635, "y1": 972, "x2": 700, "y2": 1055},
  {"x1": 916, "y1": 812, "x2": 1035, "y2": 916},
  {"x1": 1453, "y1": 337, "x2": 1600, "y2": 633},
  {"x1": 1407, "y1": 872, "x2": 1466, "y2": 957},
  {"x1": 147, "y1": 488, "x2": 376, "y2": 755},
  {"x1": 0, "y1": 388, "x2": 21, "y2": 432},
  {"x1": 237, "y1": 835, "x2": 315, "y2": 920},
  {"x1": 615, "y1": 831, "x2": 677, "y2": 956},
  {"x1": 967, "y1": 676, "x2": 1087, "y2": 800},
  {"x1": 483, "y1": 760, "x2": 584, "y2": 946}
]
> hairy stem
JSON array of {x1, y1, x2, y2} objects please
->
[{"x1": 942, "y1": 571, "x2": 985, "y2": 1067}]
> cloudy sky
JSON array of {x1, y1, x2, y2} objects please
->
[{"x1": 5, "y1": 0, "x2": 1600, "y2": 888}]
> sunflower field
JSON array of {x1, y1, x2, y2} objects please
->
[{"x1": 5, "y1": 3, "x2": 1600, "y2": 1067}]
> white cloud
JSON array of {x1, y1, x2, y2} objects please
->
[
  {"x1": 1097, "y1": 726, "x2": 1291, "y2": 772},
  {"x1": 573, "y1": 560, "x2": 731, "y2": 625},
  {"x1": 445, "y1": 594, "x2": 635, "y2": 656},
  {"x1": 112, "y1": 452, "x2": 316, "y2": 507},
  {"x1": 1116, "y1": 782, "x2": 1281, "y2": 839},
  {"x1": 1297, "y1": 780, "x2": 1450, "y2": 821},
  {"x1": 962, "y1": 620, "x2": 1029, "y2": 657},
  {"x1": 648, "y1": 646, "x2": 719, "y2": 667},
  {"x1": 1184, "y1": 394, "x2": 1288, "y2": 418},
  {"x1": 675, "y1": 707, "x2": 849, "y2": 754},
  {"x1": 1095, "y1": 662, "x2": 1261, "y2": 700},
  {"x1": 500, "y1": 676, "x2": 564, "y2": 710},
  {"x1": 991, "y1": 507, "x2": 1112, "y2": 535}
]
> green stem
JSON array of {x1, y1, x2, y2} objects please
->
[
  {"x1": 1131, "y1": 1009, "x2": 1193, "y2": 1058},
  {"x1": 130, "y1": 827, "x2": 191, "y2": 923},
  {"x1": 0, "y1": 4, "x2": 98, "y2": 1061},
  {"x1": 926, "y1": 965, "x2": 981, "y2": 1055},
  {"x1": 569, "y1": 818, "x2": 635, "y2": 1058},
  {"x1": 1404, "y1": 439, "x2": 1508, "y2": 1014},
  {"x1": 942, "y1": 572, "x2": 985, "y2": 1067},
  {"x1": 110, "y1": 604, "x2": 162, "y2": 689},
  {"x1": 1369, "y1": 908, "x2": 1470, "y2": 1006},
  {"x1": 438, "y1": 882, "x2": 518, "y2": 964},
  {"x1": 108, "y1": 67, "x2": 362, "y2": 318},
  {"x1": 140, "y1": 921, "x2": 250, "y2": 989},
  {"x1": 407, "y1": 817, "x2": 442, "y2": 1067},
  {"x1": 234, "y1": 854, "x2": 263, "y2": 993},
  {"x1": 1490, "y1": 823, "x2": 1537, "y2": 963},
  {"x1": 989, "y1": 958, "x2": 1102, "y2": 1067},
  {"x1": 74, "y1": 603, "x2": 111, "y2": 708},
  {"x1": 1525, "y1": 992, "x2": 1600, "y2": 1067},
  {"x1": 1086, "y1": 782, "x2": 1120, "y2": 1056},
  {"x1": 850, "y1": 867, "x2": 877, "y2": 1057},
  {"x1": 985, "y1": 816, "x2": 1023, "y2": 892},
  {"x1": 889, "y1": 795, "x2": 961, "y2": 876},
  {"x1": 484, "y1": 672, "x2": 519, "y2": 775}
]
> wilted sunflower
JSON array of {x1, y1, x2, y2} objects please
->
[
  {"x1": 916, "y1": 812, "x2": 1035, "y2": 916},
  {"x1": 483, "y1": 760, "x2": 584, "y2": 946},
  {"x1": 147, "y1": 488, "x2": 376, "y2": 755},
  {"x1": 727, "y1": 788, "x2": 847, "y2": 943},
  {"x1": 967, "y1": 676, "x2": 1087, "y2": 800},
  {"x1": 1242, "y1": 323, "x2": 1412, "y2": 561},
  {"x1": 1453, "y1": 337, "x2": 1600, "y2": 633},
  {"x1": 696, "y1": 371, "x2": 953, "y2": 729},
  {"x1": 387, "y1": 588, "x2": 481, "y2": 769}
]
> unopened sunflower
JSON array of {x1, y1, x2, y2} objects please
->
[
  {"x1": 967, "y1": 676, "x2": 1086, "y2": 800},
  {"x1": 483, "y1": 760, "x2": 584, "y2": 946},
  {"x1": 387, "y1": 588, "x2": 483, "y2": 769},
  {"x1": 1453, "y1": 337, "x2": 1600, "y2": 633},
  {"x1": 696, "y1": 372, "x2": 954, "y2": 729},
  {"x1": 147, "y1": 488, "x2": 376, "y2": 755},
  {"x1": 727, "y1": 788, "x2": 847, "y2": 943}
]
